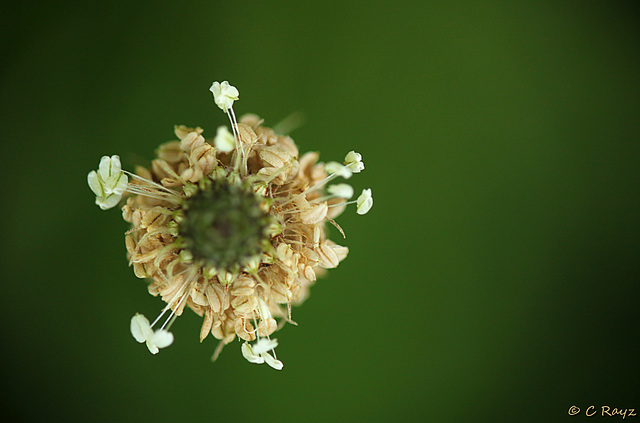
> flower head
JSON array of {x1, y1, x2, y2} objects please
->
[{"x1": 88, "y1": 81, "x2": 373, "y2": 368}]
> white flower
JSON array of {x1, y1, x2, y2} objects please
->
[
  {"x1": 130, "y1": 313, "x2": 174, "y2": 354},
  {"x1": 344, "y1": 151, "x2": 364, "y2": 173},
  {"x1": 87, "y1": 155, "x2": 128, "y2": 210},
  {"x1": 356, "y1": 188, "x2": 373, "y2": 215},
  {"x1": 325, "y1": 161, "x2": 353, "y2": 179},
  {"x1": 327, "y1": 183, "x2": 354, "y2": 199},
  {"x1": 209, "y1": 81, "x2": 239, "y2": 111},
  {"x1": 214, "y1": 125, "x2": 236, "y2": 152},
  {"x1": 241, "y1": 339, "x2": 284, "y2": 370}
]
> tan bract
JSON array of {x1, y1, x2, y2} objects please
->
[{"x1": 122, "y1": 116, "x2": 349, "y2": 351}]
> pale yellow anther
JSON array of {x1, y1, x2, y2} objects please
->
[
  {"x1": 325, "y1": 161, "x2": 353, "y2": 179},
  {"x1": 241, "y1": 339, "x2": 283, "y2": 370},
  {"x1": 210, "y1": 81, "x2": 239, "y2": 111},
  {"x1": 356, "y1": 188, "x2": 373, "y2": 215},
  {"x1": 344, "y1": 151, "x2": 364, "y2": 173},
  {"x1": 130, "y1": 313, "x2": 174, "y2": 354},
  {"x1": 87, "y1": 155, "x2": 128, "y2": 210},
  {"x1": 327, "y1": 183, "x2": 354, "y2": 199},
  {"x1": 214, "y1": 126, "x2": 236, "y2": 152}
]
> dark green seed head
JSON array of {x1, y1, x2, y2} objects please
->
[{"x1": 177, "y1": 176, "x2": 272, "y2": 273}]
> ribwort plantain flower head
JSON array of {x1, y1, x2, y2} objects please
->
[{"x1": 87, "y1": 81, "x2": 374, "y2": 369}]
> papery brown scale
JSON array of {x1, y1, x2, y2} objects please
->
[
  {"x1": 231, "y1": 295, "x2": 258, "y2": 315},
  {"x1": 157, "y1": 141, "x2": 184, "y2": 164},
  {"x1": 179, "y1": 132, "x2": 199, "y2": 153},
  {"x1": 180, "y1": 167, "x2": 202, "y2": 183},
  {"x1": 258, "y1": 317, "x2": 278, "y2": 337},
  {"x1": 270, "y1": 282, "x2": 292, "y2": 304},
  {"x1": 187, "y1": 298, "x2": 204, "y2": 317},
  {"x1": 200, "y1": 309, "x2": 214, "y2": 342},
  {"x1": 317, "y1": 241, "x2": 340, "y2": 269},
  {"x1": 276, "y1": 136, "x2": 299, "y2": 158},
  {"x1": 122, "y1": 200, "x2": 134, "y2": 222},
  {"x1": 191, "y1": 280, "x2": 209, "y2": 306},
  {"x1": 298, "y1": 152, "x2": 320, "y2": 179},
  {"x1": 140, "y1": 206, "x2": 167, "y2": 229},
  {"x1": 133, "y1": 262, "x2": 149, "y2": 278},
  {"x1": 299, "y1": 202, "x2": 328, "y2": 225},
  {"x1": 239, "y1": 113, "x2": 263, "y2": 130},
  {"x1": 174, "y1": 125, "x2": 203, "y2": 140},
  {"x1": 234, "y1": 317, "x2": 256, "y2": 342},
  {"x1": 259, "y1": 146, "x2": 291, "y2": 169},
  {"x1": 152, "y1": 159, "x2": 180, "y2": 181},
  {"x1": 304, "y1": 266, "x2": 317, "y2": 281},
  {"x1": 230, "y1": 276, "x2": 255, "y2": 296},
  {"x1": 125, "y1": 234, "x2": 136, "y2": 255},
  {"x1": 131, "y1": 209, "x2": 143, "y2": 228},
  {"x1": 213, "y1": 318, "x2": 236, "y2": 344},
  {"x1": 255, "y1": 126, "x2": 278, "y2": 146},
  {"x1": 237, "y1": 123, "x2": 258, "y2": 146}
]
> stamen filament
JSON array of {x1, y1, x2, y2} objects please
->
[{"x1": 278, "y1": 173, "x2": 339, "y2": 206}]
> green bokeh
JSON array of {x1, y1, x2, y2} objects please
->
[{"x1": 2, "y1": 1, "x2": 638, "y2": 422}]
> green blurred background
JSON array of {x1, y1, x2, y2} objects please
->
[{"x1": 2, "y1": 1, "x2": 638, "y2": 422}]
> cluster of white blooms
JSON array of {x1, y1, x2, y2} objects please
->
[{"x1": 87, "y1": 80, "x2": 375, "y2": 371}]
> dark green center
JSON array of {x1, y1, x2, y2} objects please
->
[{"x1": 178, "y1": 178, "x2": 271, "y2": 272}]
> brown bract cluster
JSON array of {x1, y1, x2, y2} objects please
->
[{"x1": 121, "y1": 115, "x2": 348, "y2": 349}]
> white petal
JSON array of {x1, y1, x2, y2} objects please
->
[
  {"x1": 241, "y1": 342, "x2": 265, "y2": 364},
  {"x1": 325, "y1": 162, "x2": 352, "y2": 179},
  {"x1": 130, "y1": 314, "x2": 153, "y2": 343},
  {"x1": 253, "y1": 338, "x2": 278, "y2": 355},
  {"x1": 87, "y1": 171, "x2": 103, "y2": 197},
  {"x1": 327, "y1": 183, "x2": 354, "y2": 199},
  {"x1": 151, "y1": 330, "x2": 174, "y2": 349},
  {"x1": 356, "y1": 188, "x2": 373, "y2": 215},
  {"x1": 214, "y1": 126, "x2": 236, "y2": 152},
  {"x1": 262, "y1": 352, "x2": 284, "y2": 370}
]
